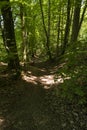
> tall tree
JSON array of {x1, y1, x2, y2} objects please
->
[
  {"x1": 71, "y1": 0, "x2": 82, "y2": 43},
  {"x1": 20, "y1": 3, "x2": 28, "y2": 63},
  {"x1": 78, "y1": 0, "x2": 87, "y2": 34},
  {"x1": 71, "y1": 0, "x2": 87, "y2": 43},
  {"x1": 61, "y1": 0, "x2": 71, "y2": 54},
  {"x1": 39, "y1": 0, "x2": 52, "y2": 60},
  {"x1": 0, "y1": 0, "x2": 20, "y2": 72}
]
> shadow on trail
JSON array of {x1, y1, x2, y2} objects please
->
[
  {"x1": 0, "y1": 61, "x2": 62, "y2": 130},
  {"x1": 0, "y1": 62, "x2": 87, "y2": 130},
  {"x1": 0, "y1": 75, "x2": 49, "y2": 130}
]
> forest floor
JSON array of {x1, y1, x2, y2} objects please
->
[{"x1": 0, "y1": 61, "x2": 87, "y2": 130}]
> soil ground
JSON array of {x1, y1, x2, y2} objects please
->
[{"x1": 0, "y1": 61, "x2": 87, "y2": 130}]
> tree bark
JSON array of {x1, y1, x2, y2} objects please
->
[
  {"x1": 78, "y1": 0, "x2": 87, "y2": 33},
  {"x1": 20, "y1": 4, "x2": 28, "y2": 63},
  {"x1": 71, "y1": 0, "x2": 82, "y2": 43},
  {"x1": 61, "y1": 0, "x2": 71, "y2": 55},
  {"x1": 56, "y1": 14, "x2": 61, "y2": 56},
  {"x1": 1, "y1": 0, "x2": 20, "y2": 72},
  {"x1": 39, "y1": 0, "x2": 52, "y2": 60}
]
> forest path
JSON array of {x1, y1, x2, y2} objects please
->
[
  {"x1": 0, "y1": 61, "x2": 87, "y2": 130},
  {"x1": 22, "y1": 61, "x2": 64, "y2": 89}
]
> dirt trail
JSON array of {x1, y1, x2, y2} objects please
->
[
  {"x1": 0, "y1": 62, "x2": 87, "y2": 130},
  {"x1": 22, "y1": 62, "x2": 63, "y2": 89}
]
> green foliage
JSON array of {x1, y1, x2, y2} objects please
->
[
  {"x1": 0, "y1": 40, "x2": 8, "y2": 62},
  {"x1": 57, "y1": 41, "x2": 87, "y2": 104}
]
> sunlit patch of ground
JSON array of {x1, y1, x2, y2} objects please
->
[
  {"x1": 22, "y1": 69, "x2": 64, "y2": 89},
  {"x1": 0, "y1": 62, "x2": 86, "y2": 130},
  {"x1": 0, "y1": 62, "x2": 7, "y2": 66},
  {"x1": 22, "y1": 74, "x2": 38, "y2": 85},
  {"x1": 21, "y1": 62, "x2": 67, "y2": 89},
  {"x1": 22, "y1": 63, "x2": 71, "y2": 89},
  {"x1": 39, "y1": 75, "x2": 63, "y2": 89},
  {"x1": 0, "y1": 117, "x2": 5, "y2": 129}
]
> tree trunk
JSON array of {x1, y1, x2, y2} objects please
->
[
  {"x1": 78, "y1": 0, "x2": 87, "y2": 33},
  {"x1": 56, "y1": 12, "x2": 61, "y2": 56},
  {"x1": 71, "y1": 0, "x2": 82, "y2": 43},
  {"x1": 0, "y1": 15, "x2": 6, "y2": 51},
  {"x1": 61, "y1": 0, "x2": 71, "y2": 55},
  {"x1": 20, "y1": 4, "x2": 28, "y2": 63},
  {"x1": 1, "y1": 0, "x2": 20, "y2": 72},
  {"x1": 39, "y1": 0, "x2": 52, "y2": 60}
]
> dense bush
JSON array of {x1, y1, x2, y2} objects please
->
[{"x1": 56, "y1": 41, "x2": 87, "y2": 104}]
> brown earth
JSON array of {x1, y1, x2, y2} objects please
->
[{"x1": 0, "y1": 61, "x2": 87, "y2": 130}]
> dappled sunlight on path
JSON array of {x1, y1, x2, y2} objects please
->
[
  {"x1": 0, "y1": 117, "x2": 5, "y2": 127},
  {"x1": 0, "y1": 62, "x2": 87, "y2": 130},
  {"x1": 22, "y1": 65, "x2": 64, "y2": 89},
  {"x1": 23, "y1": 75, "x2": 38, "y2": 85}
]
